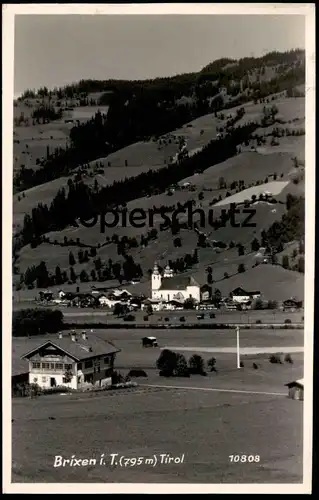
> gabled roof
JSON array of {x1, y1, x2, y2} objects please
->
[
  {"x1": 21, "y1": 334, "x2": 120, "y2": 362},
  {"x1": 285, "y1": 378, "x2": 304, "y2": 388},
  {"x1": 231, "y1": 287, "x2": 260, "y2": 296},
  {"x1": 160, "y1": 276, "x2": 199, "y2": 291}
]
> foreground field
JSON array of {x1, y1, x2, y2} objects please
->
[{"x1": 12, "y1": 381, "x2": 303, "y2": 483}]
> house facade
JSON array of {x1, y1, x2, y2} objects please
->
[
  {"x1": 230, "y1": 287, "x2": 261, "y2": 304},
  {"x1": 21, "y1": 331, "x2": 120, "y2": 390},
  {"x1": 151, "y1": 263, "x2": 201, "y2": 303}
]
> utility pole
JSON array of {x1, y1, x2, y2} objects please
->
[{"x1": 236, "y1": 325, "x2": 241, "y2": 369}]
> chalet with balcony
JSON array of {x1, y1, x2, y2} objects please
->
[{"x1": 20, "y1": 331, "x2": 120, "y2": 390}]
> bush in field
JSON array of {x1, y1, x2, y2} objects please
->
[
  {"x1": 207, "y1": 357, "x2": 217, "y2": 372},
  {"x1": 269, "y1": 354, "x2": 283, "y2": 364},
  {"x1": 156, "y1": 349, "x2": 177, "y2": 377},
  {"x1": 284, "y1": 354, "x2": 293, "y2": 364},
  {"x1": 189, "y1": 354, "x2": 206, "y2": 375},
  {"x1": 127, "y1": 369, "x2": 148, "y2": 378},
  {"x1": 111, "y1": 371, "x2": 125, "y2": 384},
  {"x1": 175, "y1": 353, "x2": 190, "y2": 377}
]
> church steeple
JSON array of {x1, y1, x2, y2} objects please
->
[
  {"x1": 163, "y1": 264, "x2": 174, "y2": 278},
  {"x1": 151, "y1": 261, "x2": 161, "y2": 291}
]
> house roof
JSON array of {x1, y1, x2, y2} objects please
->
[
  {"x1": 285, "y1": 378, "x2": 304, "y2": 388},
  {"x1": 231, "y1": 287, "x2": 260, "y2": 296},
  {"x1": 21, "y1": 333, "x2": 120, "y2": 362},
  {"x1": 159, "y1": 276, "x2": 199, "y2": 291}
]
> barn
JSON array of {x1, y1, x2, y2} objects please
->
[{"x1": 285, "y1": 378, "x2": 304, "y2": 401}]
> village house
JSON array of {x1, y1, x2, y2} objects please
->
[
  {"x1": 21, "y1": 331, "x2": 120, "y2": 390},
  {"x1": 162, "y1": 300, "x2": 184, "y2": 311},
  {"x1": 38, "y1": 290, "x2": 54, "y2": 301},
  {"x1": 141, "y1": 299, "x2": 164, "y2": 312},
  {"x1": 285, "y1": 379, "x2": 304, "y2": 401},
  {"x1": 283, "y1": 299, "x2": 303, "y2": 312},
  {"x1": 151, "y1": 263, "x2": 201, "y2": 303},
  {"x1": 230, "y1": 287, "x2": 261, "y2": 304},
  {"x1": 98, "y1": 294, "x2": 122, "y2": 308}
]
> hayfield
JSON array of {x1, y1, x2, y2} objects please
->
[{"x1": 12, "y1": 388, "x2": 303, "y2": 483}]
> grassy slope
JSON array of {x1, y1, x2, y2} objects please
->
[{"x1": 13, "y1": 96, "x2": 305, "y2": 303}]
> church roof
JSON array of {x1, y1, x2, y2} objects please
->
[{"x1": 159, "y1": 276, "x2": 199, "y2": 291}]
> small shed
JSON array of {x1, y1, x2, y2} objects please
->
[{"x1": 285, "y1": 378, "x2": 304, "y2": 401}]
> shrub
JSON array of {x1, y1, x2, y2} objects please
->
[
  {"x1": 180, "y1": 316, "x2": 185, "y2": 322},
  {"x1": 156, "y1": 349, "x2": 177, "y2": 376},
  {"x1": 123, "y1": 314, "x2": 135, "y2": 321},
  {"x1": 175, "y1": 353, "x2": 190, "y2": 377},
  {"x1": 269, "y1": 354, "x2": 283, "y2": 364},
  {"x1": 127, "y1": 369, "x2": 147, "y2": 378},
  {"x1": 143, "y1": 315, "x2": 149, "y2": 321},
  {"x1": 207, "y1": 357, "x2": 217, "y2": 371},
  {"x1": 111, "y1": 371, "x2": 125, "y2": 384},
  {"x1": 164, "y1": 317, "x2": 170, "y2": 322},
  {"x1": 209, "y1": 313, "x2": 216, "y2": 319},
  {"x1": 284, "y1": 354, "x2": 293, "y2": 364},
  {"x1": 189, "y1": 354, "x2": 206, "y2": 375},
  {"x1": 284, "y1": 319, "x2": 292, "y2": 324},
  {"x1": 256, "y1": 319, "x2": 262, "y2": 324}
]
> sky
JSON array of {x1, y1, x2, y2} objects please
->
[{"x1": 14, "y1": 14, "x2": 305, "y2": 95}]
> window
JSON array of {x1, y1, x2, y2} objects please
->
[
  {"x1": 77, "y1": 363, "x2": 82, "y2": 370},
  {"x1": 84, "y1": 374, "x2": 93, "y2": 383},
  {"x1": 32, "y1": 362, "x2": 40, "y2": 369},
  {"x1": 104, "y1": 356, "x2": 110, "y2": 364},
  {"x1": 42, "y1": 377, "x2": 47, "y2": 383},
  {"x1": 62, "y1": 377, "x2": 68, "y2": 383},
  {"x1": 55, "y1": 363, "x2": 63, "y2": 370},
  {"x1": 84, "y1": 360, "x2": 93, "y2": 369},
  {"x1": 41, "y1": 362, "x2": 50, "y2": 370},
  {"x1": 65, "y1": 364, "x2": 73, "y2": 370},
  {"x1": 50, "y1": 363, "x2": 55, "y2": 370}
]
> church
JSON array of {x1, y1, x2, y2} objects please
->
[{"x1": 151, "y1": 262, "x2": 201, "y2": 303}]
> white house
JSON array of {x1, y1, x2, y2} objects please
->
[
  {"x1": 21, "y1": 331, "x2": 120, "y2": 390},
  {"x1": 151, "y1": 263, "x2": 201, "y2": 303},
  {"x1": 231, "y1": 287, "x2": 261, "y2": 304},
  {"x1": 98, "y1": 295, "x2": 121, "y2": 308}
]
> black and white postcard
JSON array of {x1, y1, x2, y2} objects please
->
[{"x1": 2, "y1": 3, "x2": 315, "y2": 494}]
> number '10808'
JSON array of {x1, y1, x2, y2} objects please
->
[{"x1": 229, "y1": 455, "x2": 260, "y2": 463}]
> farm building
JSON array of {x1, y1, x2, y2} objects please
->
[
  {"x1": 285, "y1": 379, "x2": 304, "y2": 401},
  {"x1": 20, "y1": 331, "x2": 120, "y2": 390},
  {"x1": 98, "y1": 295, "x2": 121, "y2": 308},
  {"x1": 283, "y1": 299, "x2": 303, "y2": 311},
  {"x1": 230, "y1": 287, "x2": 261, "y2": 303},
  {"x1": 151, "y1": 263, "x2": 201, "y2": 303}
]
